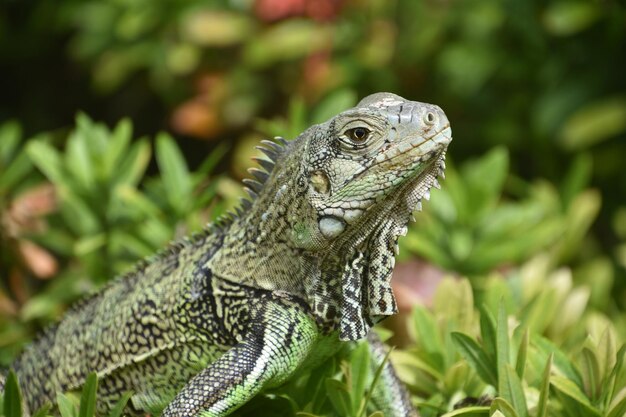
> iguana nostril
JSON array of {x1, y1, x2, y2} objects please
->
[{"x1": 424, "y1": 112, "x2": 436, "y2": 124}]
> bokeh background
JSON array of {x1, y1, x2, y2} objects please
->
[{"x1": 1, "y1": 0, "x2": 626, "y2": 415}]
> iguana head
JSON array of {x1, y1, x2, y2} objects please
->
[
  {"x1": 287, "y1": 92, "x2": 452, "y2": 339},
  {"x1": 300, "y1": 92, "x2": 450, "y2": 245}
]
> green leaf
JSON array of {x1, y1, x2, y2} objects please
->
[
  {"x1": 433, "y1": 277, "x2": 474, "y2": 334},
  {"x1": 56, "y1": 393, "x2": 76, "y2": 417},
  {"x1": 515, "y1": 329, "x2": 528, "y2": 380},
  {"x1": 302, "y1": 357, "x2": 336, "y2": 414},
  {"x1": 551, "y1": 375, "x2": 599, "y2": 416},
  {"x1": 78, "y1": 372, "x2": 97, "y2": 417},
  {"x1": 26, "y1": 140, "x2": 65, "y2": 184},
  {"x1": 543, "y1": 2, "x2": 601, "y2": 36},
  {"x1": 601, "y1": 345, "x2": 626, "y2": 411},
  {"x1": 60, "y1": 192, "x2": 101, "y2": 235},
  {"x1": 106, "y1": 391, "x2": 133, "y2": 417},
  {"x1": 3, "y1": 371, "x2": 22, "y2": 417},
  {"x1": 350, "y1": 342, "x2": 370, "y2": 412},
  {"x1": 410, "y1": 306, "x2": 444, "y2": 372},
  {"x1": 560, "y1": 153, "x2": 593, "y2": 208},
  {"x1": 243, "y1": 20, "x2": 331, "y2": 70},
  {"x1": 440, "y1": 406, "x2": 490, "y2": 416},
  {"x1": 114, "y1": 138, "x2": 151, "y2": 187},
  {"x1": 361, "y1": 346, "x2": 392, "y2": 417},
  {"x1": 559, "y1": 97, "x2": 626, "y2": 149},
  {"x1": 0, "y1": 121, "x2": 21, "y2": 163},
  {"x1": 102, "y1": 118, "x2": 133, "y2": 179},
  {"x1": 156, "y1": 133, "x2": 192, "y2": 213},
  {"x1": 499, "y1": 365, "x2": 527, "y2": 417},
  {"x1": 325, "y1": 379, "x2": 352, "y2": 417},
  {"x1": 479, "y1": 305, "x2": 497, "y2": 362},
  {"x1": 66, "y1": 130, "x2": 95, "y2": 191},
  {"x1": 451, "y1": 332, "x2": 497, "y2": 386},
  {"x1": 597, "y1": 326, "x2": 618, "y2": 382},
  {"x1": 557, "y1": 190, "x2": 601, "y2": 262},
  {"x1": 462, "y1": 147, "x2": 509, "y2": 217},
  {"x1": 0, "y1": 150, "x2": 33, "y2": 193},
  {"x1": 74, "y1": 234, "x2": 107, "y2": 256},
  {"x1": 31, "y1": 403, "x2": 52, "y2": 417},
  {"x1": 580, "y1": 347, "x2": 600, "y2": 401},
  {"x1": 607, "y1": 388, "x2": 626, "y2": 417},
  {"x1": 536, "y1": 354, "x2": 552, "y2": 417},
  {"x1": 496, "y1": 302, "x2": 510, "y2": 392},
  {"x1": 533, "y1": 336, "x2": 583, "y2": 387},
  {"x1": 489, "y1": 397, "x2": 519, "y2": 417}
]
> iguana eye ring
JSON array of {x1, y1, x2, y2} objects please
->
[{"x1": 346, "y1": 127, "x2": 370, "y2": 143}]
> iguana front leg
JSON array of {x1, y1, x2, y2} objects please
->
[{"x1": 161, "y1": 300, "x2": 318, "y2": 417}]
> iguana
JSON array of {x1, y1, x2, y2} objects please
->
[{"x1": 1, "y1": 92, "x2": 451, "y2": 417}]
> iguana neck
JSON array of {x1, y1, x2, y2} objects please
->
[{"x1": 206, "y1": 137, "x2": 318, "y2": 297}]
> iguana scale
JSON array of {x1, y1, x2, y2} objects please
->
[{"x1": 1, "y1": 93, "x2": 451, "y2": 417}]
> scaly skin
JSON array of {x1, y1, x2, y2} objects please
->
[{"x1": 3, "y1": 93, "x2": 452, "y2": 417}]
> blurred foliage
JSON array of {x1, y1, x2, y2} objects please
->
[
  {"x1": 0, "y1": 117, "x2": 230, "y2": 361},
  {"x1": 1, "y1": 0, "x2": 626, "y2": 415}
]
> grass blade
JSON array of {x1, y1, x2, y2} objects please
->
[
  {"x1": 3, "y1": 371, "x2": 22, "y2": 417},
  {"x1": 451, "y1": 332, "x2": 497, "y2": 386},
  {"x1": 106, "y1": 391, "x2": 133, "y2": 417},
  {"x1": 78, "y1": 372, "x2": 98, "y2": 417},
  {"x1": 536, "y1": 353, "x2": 552, "y2": 417}
]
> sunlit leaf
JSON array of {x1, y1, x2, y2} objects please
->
[
  {"x1": 78, "y1": 373, "x2": 97, "y2": 417},
  {"x1": 543, "y1": 2, "x2": 601, "y2": 36},
  {"x1": 551, "y1": 375, "x2": 599, "y2": 415},
  {"x1": 26, "y1": 140, "x2": 65, "y2": 184},
  {"x1": 102, "y1": 118, "x2": 133, "y2": 179},
  {"x1": 515, "y1": 330, "x2": 528, "y2": 380},
  {"x1": 559, "y1": 97, "x2": 626, "y2": 149},
  {"x1": 325, "y1": 379, "x2": 352, "y2": 417},
  {"x1": 56, "y1": 393, "x2": 77, "y2": 417},
  {"x1": 350, "y1": 342, "x2": 370, "y2": 412},
  {"x1": 451, "y1": 332, "x2": 497, "y2": 386},
  {"x1": 410, "y1": 307, "x2": 445, "y2": 372},
  {"x1": 499, "y1": 365, "x2": 527, "y2": 417},
  {"x1": 496, "y1": 302, "x2": 510, "y2": 391},
  {"x1": 489, "y1": 398, "x2": 519, "y2": 417},
  {"x1": 3, "y1": 371, "x2": 22, "y2": 417},
  {"x1": 440, "y1": 406, "x2": 489, "y2": 416},
  {"x1": 536, "y1": 354, "x2": 552, "y2": 417},
  {"x1": 0, "y1": 121, "x2": 21, "y2": 163},
  {"x1": 156, "y1": 133, "x2": 192, "y2": 214}
]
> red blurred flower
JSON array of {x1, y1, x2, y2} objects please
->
[{"x1": 255, "y1": 0, "x2": 343, "y2": 22}]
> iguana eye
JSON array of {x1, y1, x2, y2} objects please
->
[{"x1": 345, "y1": 127, "x2": 370, "y2": 144}]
